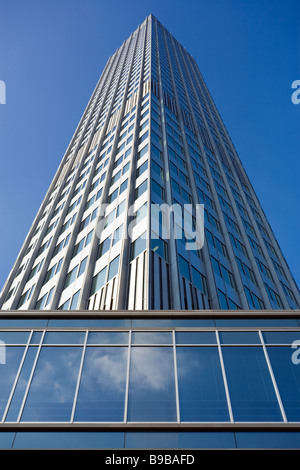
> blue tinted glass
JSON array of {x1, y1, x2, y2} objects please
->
[
  {"x1": 43, "y1": 331, "x2": 85, "y2": 344},
  {"x1": 176, "y1": 332, "x2": 217, "y2": 344},
  {"x1": 125, "y1": 432, "x2": 179, "y2": 449},
  {"x1": 0, "y1": 320, "x2": 48, "y2": 327},
  {"x1": 0, "y1": 332, "x2": 30, "y2": 344},
  {"x1": 176, "y1": 347, "x2": 229, "y2": 421},
  {"x1": 127, "y1": 347, "x2": 176, "y2": 422},
  {"x1": 177, "y1": 431, "x2": 236, "y2": 449},
  {"x1": 0, "y1": 347, "x2": 25, "y2": 420},
  {"x1": 216, "y1": 319, "x2": 300, "y2": 327},
  {"x1": 30, "y1": 331, "x2": 43, "y2": 344},
  {"x1": 263, "y1": 331, "x2": 300, "y2": 344},
  {"x1": 48, "y1": 319, "x2": 131, "y2": 327},
  {"x1": 74, "y1": 347, "x2": 128, "y2": 422},
  {"x1": 107, "y1": 255, "x2": 120, "y2": 281},
  {"x1": 132, "y1": 319, "x2": 215, "y2": 327},
  {"x1": 21, "y1": 346, "x2": 82, "y2": 421},
  {"x1": 131, "y1": 332, "x2": 172, "y2": 344},
  {"x1": 267, "y1": 347, "x2": 300, "y2": 421},
  {"x1": 13, "y1": 431, "x2": 125, "y2": 449},
  {"x1": 87, "y1": 332, "x2": 129, "y2": 344},
  {"x1": 0, "y1": 432, "x2": 15, "y2": 449},
  {"x1": 125, "y1": 431, "x2": 236, "y2": 449},
  {"x1": 222, "y1": 347, "x2": 283, "y2": 421},
  {"x1": 235, "y1": 432, "x2": 300, "y2": 449},
  {"x1": 5, "y1": 347, "x2": 38, "y2": 422},
  {"x1": 219, "y1": 331, "x2": 260, "y2": 344}
]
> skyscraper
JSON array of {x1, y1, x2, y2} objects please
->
[{"x1": 0, "y1": 15, "x2": 299, "y2": 451}]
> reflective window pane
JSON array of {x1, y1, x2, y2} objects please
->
[
  {"x1": 5, "y1": 347, "x2": 38, "y2": 422},
  {"x1": 127, "y1": 347, "x2": 176, "y2": 422},
  {"x1": 21, "y1": 346, "x2": 82, "y2": 421},
  {"x1": 131, "y1": 332, "x2": 172, "y2": 344},
  {"x1": 87, "y1": 332, "x2": 129, "y2": 344},
  {"x1": 219, "y1": 331, "x2": 260, "y2": 344},
  {"x1": 235, "y1": 431, "x2": 300, "y2": 449},
  {"x1": 267, "y1": 346, "x2": 300, "y2": 421},
  {"x1": 176, "y1": 332, "x2": 216, "y2": 344},
  {"x1": 74, "y1": 347, "x2": 128, "y2": 422},
  {"x1": 0, "y1": 347, "x2": 25, "y2": 420},
  {"x1": 30, "y1": 332, "x2": 43, "y2": 344},
  {"x1": 0, "y1": 332, "x2": 30, "y2": 344},
  {"x1": 125, "y1": 431, "x2": 236, "y2": 449},
  {"x1": 222, "y1": 347, "x2": 283, "y2": 421},
  {"x1": 263, "y1": 331, "x2": 300, "y2": 344},
  {"x1": 176, "y1": 347, "x2": 229, "y2": 421},
  {"x1": 43, "y1": 331, "x2": 85, "y2": 344},
  {"x1": 13, "y1": 431, "x2": 125, "y2": 449}
]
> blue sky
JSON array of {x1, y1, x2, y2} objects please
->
[{"x1": 0, "y1": 0, "x2": 299, "y2": 290}]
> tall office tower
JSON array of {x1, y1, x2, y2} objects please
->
[
  {"x1": 1, "y1": 16, "x2": 299, "y2": 313},
  {"x1": 0, "y1": 15, "x2": 300, "y2": 452}
]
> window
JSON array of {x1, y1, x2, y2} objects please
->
[
  {"x1": 107, "y1": 188, "x2": 118, "y2": 204},
  {"x1": 72, "y1": 238, "x2": 85, "y2": 259},
  {"x1": 78, "y1": 257, "x2": 88, "y2": 277},
  {"x1": 211, "y1": 256, "x2": 235, "y2": 289},
  {"x1": 136, "y1": 160, "x2": 148, "y2": 178},
  {"x1": 244, "y1": 286, "x2": 265, "y2": 309},
  {"x1": 17, "y1": 284, "x2": 35, "y2": 308},
  {"x1": 131, "y1": 234, "x2": 147, "y2": 260},
  {"x1": 103, "y1": 209, "x2": 116, "y2": 229},
  {"x1": 176, "y1": 347, "x2": 229, "y2": 421},
  {"x1": 20, "y1": 347, "x2": 82, "y2": 421},
  {"x1": 138, "y1": 144, "x2": 148, "y2": 160},
  {"x1": 98, "y1": 236, "x2": 111, "y2": 259},
  {"x1": 107, "y1": 255, "x2": 120, "y2": 281},
  {"x1": 191, "y1": 267, "x2": 207, "y2": 295},
  {"x1": 135, "y1": 180, "x2": 147, "y2": 200},
  {"x1": 120, "y1": 179, "x2": 128, "y2": 195},
  {"x1": 127, "y1": 346, "x2": 176, "y2": 422},
  {"x1": 265, "y1": 284, "x2": 284, "y2": 309},
  {"x1": 90, "y1": 267, "x2": 107, "y2": 295},
  {"x1": 112, "y1": 224, "x2": 123, "y2": 246},
  {"x1": 74, "y1": 347, "x2": 128, "y2": 422},
  {"x1": 152, "y1": 179, "x2": 164, "y2": 200},
  {"x1": 64, "y1": 266, "x2": 78, "y2": 289},
  {"x1": 151, "y1": 236, "x2": 168, "y2": 261},
  {"x1": 178, "y1": 255, "x2": 190, "y2": 281},
  {"x1": 43, "y1": 258, "x2": 63, "y2": 285},
  {"x1": 222, "y1": 347, "x2": 282, "y2": 421}
]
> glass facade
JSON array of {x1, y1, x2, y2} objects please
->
[{"x1": 0, "y1": 317, "x2": 299, "y2": 426}]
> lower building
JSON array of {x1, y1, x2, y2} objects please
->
[{"x1": 0, "y1": 309, "x2": 299, "y2": 450}]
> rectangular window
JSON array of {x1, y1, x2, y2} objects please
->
[
  {"x1": 135, "y1": 180, "x2": 148, "y2": 200},
  {"x1": 127, "y1": 347, "x2": 176, "y2": 422},
  {"x1": 64, "y1": 265, "x2": 78, "y2": 289},
  {"x1": 107, "y1": 255, "x2": 120, "y2": 281},
  {"x1": 130, "y1": 234, "x2": 147, "y2": 261},
  {"x1": 178, "y1": 255, "x2": 190, "y2": 281},
  {"x1": 222, "y1": 347, "x2": 282, "y2": 421},
  {"x1": 176, "y1": 347, "x2": 229, "y2": 421},
  {"x1": 90, "y1": 267, "x2": 107, "y2": 295}
]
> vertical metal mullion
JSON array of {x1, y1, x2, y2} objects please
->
[
  {"x1": 2, "y1": 330, "x2": 33, "y2": 423},
  {"x1": 123, "y1": 329, "x2": 132, "y2": 423},
  {"x1": 70, "y1": 330, "x2": 88, "y2": 423},
  {"x1": 216, "y1": 330, "x2": 234, "y2": 423},
  {"x1": 17, "y1": 330, "x2": 46, "y2": 423},
  {"x1": 172, "y1": 330, "x2": 180, "y2": 423},
  {"x1": 258, "y1": 330, "x2": 287, "y2": 423}
]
